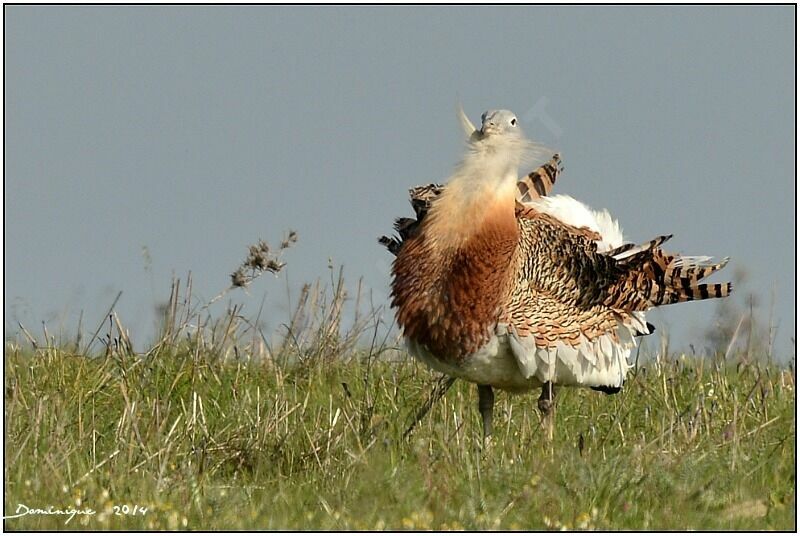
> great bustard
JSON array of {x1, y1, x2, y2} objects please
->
[{"x1": 380, "y1": 108, "x2": 731, "y2": 441}]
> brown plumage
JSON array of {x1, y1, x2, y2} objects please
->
[
  {"x1": 380, "y1": 108, "x2": 731, "y2": 441},
  {"x1": 517, "y1": 153, "x2": 562, "y2": 202}
]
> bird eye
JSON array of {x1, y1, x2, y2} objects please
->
[{"x1": 510, "y1": 118, "x2": 517, "y2": 126}]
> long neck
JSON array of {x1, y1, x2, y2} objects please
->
[{"x1": 423, "y1": 149, "x2": 520, "y2": 249}]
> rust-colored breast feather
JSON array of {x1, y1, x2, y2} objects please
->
[{"x1": 391, "y1": 216, "x2": 518, "y2": 362}]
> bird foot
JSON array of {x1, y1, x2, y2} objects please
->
[{"x1": 542, "y1": 414, "x2": 554, "y2": 442}]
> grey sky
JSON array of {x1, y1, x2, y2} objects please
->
[{"x1": 5, "y1": 6, "x2": 795, "y2": 357}]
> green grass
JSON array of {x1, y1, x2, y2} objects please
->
[{"x1": 3, "y1": 340, "x2": 795, "y2": 530}]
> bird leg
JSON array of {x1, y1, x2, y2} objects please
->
[
  {"x1": 477, "y1": 384, "x2": 495, "y2": 444},
  {"x1": 403, "y1": 375, "x2": 456, "y2": 440},
  {"x1": 537, "y1": 382, "x2": 557, "y2": 441}
]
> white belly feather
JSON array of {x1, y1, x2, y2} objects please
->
[{"x1": 407, "y1": 323, "x2": 636, "y2": 393}]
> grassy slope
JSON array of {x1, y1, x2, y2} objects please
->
[{"x1": 3, "y1": 344, "x2": 795, "y2": 530}]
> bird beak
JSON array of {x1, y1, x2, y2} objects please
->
[{"x1": 479, "y1": 123, "x2": 496, "y2": 137}]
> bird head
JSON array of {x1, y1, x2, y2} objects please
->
[
  {"x1": 453, "y1": 106, "x2": 544, "y2": 188},
  {"x1": 478, "y1": 109, "x2": 520, "y2": 138}
]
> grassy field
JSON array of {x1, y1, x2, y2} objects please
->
[
  {"x1": 3, "y1": 261, "x2": 796, "y2": 530},
  {"x1": 4, "y1": 335, "x2": 795, "y2": 530}
]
